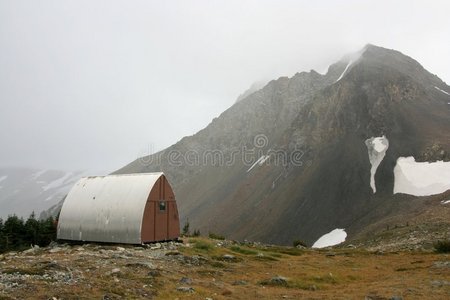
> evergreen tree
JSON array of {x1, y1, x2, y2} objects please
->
[
  {"x1": 38, "y1": 216, "x2": 56, "y2": 246},
  {"x1": 3, "y1": 215, "x2": 26, "y2": 250},
  {"x1": 182, "y1": 219, "x2": 190, "y2": 236},
  {"x1": 0, "y1": 218, "x2": 5, "y2": 252},
  {"x1": 0, "y1": 214, "x2": 57, "y2": 253},
  {"x1": 25, "y1": 212, "x2": 39, "y2": 246}
]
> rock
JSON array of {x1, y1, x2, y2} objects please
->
[
  {"x1": 111, "y1": 254, "x2": 129, "y2": 259},
  {"x1": 48, "y1": 241, "x2": 59, "y2": 248},
  {"x1": 432, "y1": 261, "x2": 450, "y2": 268},
  {"x1": 102, "y1": 293, "x2": 122, "y2": 300},
  {"x1": 148, "y1": 270, "x2": 161, "y2": 277},
  {"x1": 390, "y1": 296, "x2": 403, "y2": 300},
  {"x1": 365, "y1": 295, "x2": 386, "y2": 300},
  {"x1": 181, "y1": 255, "x2": 208, "y2": 266},
  {"x1": 221, "y1": 289, "x2": 232, "y2": 296},
  {"x1": 176, "y1": 286, "x2": 195, "y2": 293},
  {"x1": 109, "y1": 268, "x2": 121, "y2": 275},
  {"x1": 125, "y1": 262, "x2": 154, "y2": 269},
  {"x1": 222, "y1": 254, "x2": 235, "y2": 260},
  {"x1": 0, "y1": 254, "x2": 4, "y2": 260},
  {"x1": 232, "y1": 280, "x2": 247, "y2": 286},
  {"x1": 180, "y1": 277, "x2": 193, "y2": 284},
  {"x1": 268, "y1": 276, "x2": 288, "y2": 286},
  {"x1": 23, "y1": 248, "x2": 36, "y2": 255},
  {"x1": 150, "y1": 243, "x2": 161, "y2": 250},
  {"x1": 49, "y1": 247, "x2": 62, "y2": 253},
  {"x1": 430, "y1": 280, "x2": 450, "y2": 287},
  {"x1": 36, "y1": 261, "x2": 65, "y2": 271},
  {"x1": 116, "y1": 247, "x2": 125, "y2": 252},
  {"x1": 76, "y1": 247, "x2": 85, "y2": 251}
]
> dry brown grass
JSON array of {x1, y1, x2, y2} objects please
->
[{"x1": 0, "y1": 239, "x2": 449, "y2": 299}]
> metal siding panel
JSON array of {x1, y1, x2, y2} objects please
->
[{"x1": 57, "y1": 173, "x2": 163, "y2": 244}]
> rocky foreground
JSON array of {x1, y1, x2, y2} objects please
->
[{"x1": 0, "y1": 238, "x2": 449, "y2": 299}]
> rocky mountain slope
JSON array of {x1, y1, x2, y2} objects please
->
[
  {"x1": 0, "y1": 168, "x2": 90, "y2": 219},
  {"x1": 115, "y1": 44, "x2": 450, "y2": 246}
]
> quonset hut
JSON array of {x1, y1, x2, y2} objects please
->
[{"x1": 57, "y1": 173, "x2": 180, "y2": 244}]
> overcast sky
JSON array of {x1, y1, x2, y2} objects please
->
[{"x1": 0, "y1": 0, "x2": 449, "y2": 172}]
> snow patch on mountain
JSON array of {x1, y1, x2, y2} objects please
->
[
  {"x1": 259, "y1": 155, "x2": 270, "y2": 165},
  {"x1": 312, "y1": 228, "x2": 347, "y2": 248},
  {"x1": 441, "y1": 200, "x2": 450, "y2": 205},
  {"x1": 247, "y1": 155, "x2": 270, "y2": 173},
  {"x1": 335, "y1": 60, "x2": 352, "y2": 83},
  {"x1": 365, "y1": 136, "x2": 389, "y2": 193},
  {"x1": 0, "y1": 168, "x2": 106, "y2": 218},
  {"x1": 41, "y1": 172, "x2": 75, "y2": 191},
  {"x1": 31, "y1": 169, "x2": 48, "y2": 180},
  {"x1": 394, "y1": 157, "x2": 450, "y2": 196},
  {"x1": 434, "y1": 86, "x2": 450, "y2": 96},
  {"x1": 334, "y1": 46, "x2": 368, "y2": 83}
]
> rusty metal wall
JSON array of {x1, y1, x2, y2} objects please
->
[{"x1": 141, "y1": 175, "x2": 180, "y2": 242}]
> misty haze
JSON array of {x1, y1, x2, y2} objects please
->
[{"x1": 1, "y1": 1, "x2": 450, "y2": 299}]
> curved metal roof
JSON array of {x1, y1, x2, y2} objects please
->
[{"x1": 57, "y1": 172, "x2": 163, "y2": 244}]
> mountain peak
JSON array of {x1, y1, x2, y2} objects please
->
[
  {"x1": 325, "y1": 44, "x2": 446, "y2": 89},
  {"x1": 109, "y1": 45, "x2": 450, "y2": 247}
]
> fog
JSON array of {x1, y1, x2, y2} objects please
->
[{"x1": 1, "y1": 0, "x2": 449, "y2": 172}]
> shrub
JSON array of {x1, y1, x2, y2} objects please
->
[
  {"x1": 230, "y1": 246, "x2": 257, "y2": 255},
  {"x1": 208, "y1": 232, "x2": 225, "y2": 240},
  {"x1": 182, "y1": 219, "x2": 190, "y2": 236},
  {"x1": 293, "y1": 240, "x2": 307, "y2": 248},
  {"x1": 194, "y1": 240, "x2": 213, "y2": 251},
  {"x1": 433, "y1": 240, "x2": 450, "y2": 253},
  {"x1": 192, "y1": 229, "x2": 201, "y2": 237}
]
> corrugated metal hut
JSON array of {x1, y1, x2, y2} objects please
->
[{"x1": 57, "y1": 172, "x2": 180, "y2": 244}]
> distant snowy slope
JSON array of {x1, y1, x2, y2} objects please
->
[{"x1": 0, "y1": 167, "x2": 104, "y2": 218}]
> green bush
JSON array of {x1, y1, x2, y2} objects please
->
[
  {"x1": 208, "y1": 232, "x2": 225, "y2": 240},
  {"x1": 194, "y1": 240, "x2": 213, "y2": 251},
  {"x1": 230, "y1": 246, "x2": 257, "y2": 255},
  {"x1": 293, "y1": 239, "x2": 307, "y2": 248},
  {"x1": 433, "y1": 240, "x2": 450, "y2": 253},
  {"x1": 182, "y1": 219, "x2": 190, "y2": 236}
]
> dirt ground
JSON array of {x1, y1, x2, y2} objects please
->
[{"x1": 0, "y1": 238, "x2": 449, "y2": 299}]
